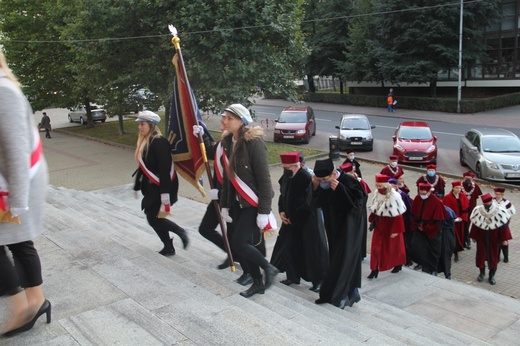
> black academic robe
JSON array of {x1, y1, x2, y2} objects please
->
[
  {"x1": 271, "y1": 168, "x2": 328, "y2": 284},
  {"x1": 437, "y1": 206, "x2": 457, "y2": 277},
  {"x1": 313, "y1": 171, "x2": 366, "y2": 308}
]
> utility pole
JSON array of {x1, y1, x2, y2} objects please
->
[{"x1": 457, "y1": 0, "x2": 464, "y2": 113}]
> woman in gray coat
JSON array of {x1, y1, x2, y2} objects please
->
[{"x1": 0, "y1": 50, "x2": 51, "y2": 336}]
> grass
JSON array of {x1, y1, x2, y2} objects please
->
[{"x1": 58, "y1": 117, "x2": 324, "y2": 165}]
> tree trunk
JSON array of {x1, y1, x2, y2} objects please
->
[
  {"x1": 307, "y1": 74, "x2": 315, "y2": 93},
  {"x1": 339, "y1": 79, "x2": 344, "y2": 94},
  {"x1": 429, "y1": 79, "x2": 437, "y2": 98},
  {"x1": 118, "y1": 114, "x2": 126, "y2": 135},
  {"x1": 84, "y1": 96, "x2": 94, "y2": 128}
]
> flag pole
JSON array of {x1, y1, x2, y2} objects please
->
[{"x1": 170, "y1": 26, "x2": 235, "y2": 272}]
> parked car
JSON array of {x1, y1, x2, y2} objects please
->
[
  {"x1": 273, "y1": 106, "x2": 316, "y2": 144},
  {"x1": 68, "y1": 104, "x2": 107, "y2": 125},
  {"x1": 335, "y1": 114, "x2": 375, "y2": 151},
  {"x1": 392, "y1": 121, "x2": 437, "y2": 164},
  {"x1": 459, "y1": 128, "x2": 520, "y2": 182}
]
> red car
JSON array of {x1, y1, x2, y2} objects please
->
[
  {"x1": 392, "y1": 121, "x2": 438, "y2": 164},
  {"x1": 273, "y1": 106, "x2": 316, "y2": 144}
]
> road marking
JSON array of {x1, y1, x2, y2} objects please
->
[{"x1": 316, "y1": 118, "x2": 331, "y2": 122}]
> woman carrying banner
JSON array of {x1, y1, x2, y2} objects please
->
[
  {"x1": 219, "y1": 103, "x2": 279, "y2": 298},
  {"x1": 133, "y1": 111, "x2": 189, "y2": 256},
  {"x1": 0, "y1": 49, "x2": 51, "y2": 336}
]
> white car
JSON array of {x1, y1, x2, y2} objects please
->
[
  {"x1": 460, "y1": 128, "x2": 520, "y2": 182},
  {"x1": 68, "y1": 104, "x2": 107, "y2": 125},
  {"x1": 335, "y1": 114, "x2": 375, "y2": 151}
]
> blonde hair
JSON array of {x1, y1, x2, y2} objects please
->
[
  {"x1": 135, "y1": 122, "x2": 163, "y2": 162},
  {"x1": 0, "y1": 49, "x2": 21, "y2": 88}
]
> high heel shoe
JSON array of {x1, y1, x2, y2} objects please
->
[
  {"x1": 3, "y1": 299, "x2": 51, "y2": 337},
  {"x1": 391, "y1": 265, "x2": 402, "y2": 273},
  {"x1": 367, "y1": 270, "x2": 379, "y2": 279}
]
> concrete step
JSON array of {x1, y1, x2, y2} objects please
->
[{"x1": 5, "y1": 185, "x2": 517, "y2": 344}]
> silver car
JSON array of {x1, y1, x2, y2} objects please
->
[
  {"x1": 335, "y1": 114, "x2": 375, "y2": 151},
  {"x1": 459, "y1": 128, "x2": 520, "y2": 182},
  {"x1": 68, "y1": 104, "x2": 107, "y2": 125}
]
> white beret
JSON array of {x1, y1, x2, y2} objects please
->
[
  {"x1": 225, "y1": 104, "x2": 253, "y2": 126},
  {"x1": 135, "y1": 110, "x2": 161, "y2": 124}
]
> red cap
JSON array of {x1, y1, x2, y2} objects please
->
[
  {"x1": 375, "y1": 174, "x2": 389, "y2": 183},
  {"x1": 340, "y1": 162, "x2": 353, "y2": 173},
  {"x1": 494, "y1": 187, "x2": 505, "y2": 193},
  {"x1": 280, "y1": 152, "x2": 300, "y2": 164},
  {"x1": 481, "y1": 193, "x2": 493, "y2": 203},
  {"x1": 426, "y1": 164, "x2": 437, "y2": 170},
  {"x1": 463, "y1": 171, "x2": 475, "y2": 178},
  {"x1": 418, "y1": 182, "x2": 432, "y2": 190},
  {"x1": 389, "y1": 155, "x2": 399, "y2": 160},
  {"x1": 451, "y1": 181, "x2": 462, "y2": 187}
]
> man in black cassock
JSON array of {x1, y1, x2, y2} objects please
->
[
  {"x1": 312, "y1": 158, "x2": 366, "y2": 309},
  {"x1": 270, "y1": 152, "x2": 328, "y2": 292}
]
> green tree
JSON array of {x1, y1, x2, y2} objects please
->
[{"x1": 368, "y1": 0, "x2": 500, "y2": 96}]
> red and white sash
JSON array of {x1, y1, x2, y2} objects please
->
[
  {"x1": 214, "y1": 142, "x2": 224, "y2": 184},
  {"x1": 221, "y1": 149, "x2": 277, "y2": 232},
  {"x1": 137, "y1": 155, "x2": 176, "y2": 186},
  {"x1": 0, "y1": 128, "x2": 43, "y2": 213}
]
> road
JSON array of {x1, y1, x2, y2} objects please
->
[{"x1": 251, "y1": 104, "x2": 520, "y2": 181}]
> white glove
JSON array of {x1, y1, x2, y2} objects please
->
[
  {"x1": 9, "y1": 207, "x2": 28, "y2": 218},
  {"x1": 221, "y1": 208, "x2": 233, "y2": 223},
  {"x1": 256, "y1": 214, "x2": 269, "y2": 230},
  {"x1": 210, "y1": 188, "x2": 219, "y2": 201},
  {"x1": 161, "y1": 193, "x2": 170, "y2": 206},
  {"x1": 192, "y1": 125, "x2": 204, "y2": 137}
]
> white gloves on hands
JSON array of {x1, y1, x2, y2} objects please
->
[
  {"x1": 192, "y1": 125, "x2": 204, "y2": 137},
  {"x1": 256, "y1": 214, "x2": 269, "y2": 230},
  {"x1": 9, "y1": 207, "x2": 28, "y2": 218},
  {"x1": 161, "y1": 193, "x2": 170, "y2": 206},
  {"x1": 210, "y1": 189, "x2": 219, "y2": 201},
  {"x1": 221, "y1": 208, "x2": 233, "y2": 223}
]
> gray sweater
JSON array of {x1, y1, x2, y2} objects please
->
[{"x1": 0, "y1": 69, "x2": 48, "y2": 245}]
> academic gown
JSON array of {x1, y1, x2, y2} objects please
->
[
  {"x1": 398, "y1": 189, "x2": 414, "y2": 265},
  {"x1": 270, "y1": 168, "x2": 328, "y2": 284},
  {"x1": 359, "y1": 179, "x2": 371, "y2": 259},
  {"x1": 469, "y1": 205, "x2": 511, "y2": 269},
  {"x1": 313, "y1": 171, "x2": 366, "y2": 307},
  {"x1": 437, "y1": 206, "x2": 457, "y2": 277},
  {"x1": 415, "y1": 174, "x2": 446, "y2": 199},
  {"x1": 380, "y1": 164, "x2": 404, "y2": 178},
  {"x1": 410, "y1": 194, "x2": 448, "y2": 273},
  {"x1": 442, "y1": 192, "x2": 469, "y2": 252},
  {"x1": 368, "y1": 189, "x2": 407, "y2": 272}
]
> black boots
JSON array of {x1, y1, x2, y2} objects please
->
[
  {"x1": 454, "y1": 252, "x2": 459, "y2": 262},
  {"x1": 264, "y1": 264, "x2": 279, "y2": 289},
  {"x1": 159, "y1": 239, "x2": 175, "y2": 256},
  {"x1": 477, "y1": 268, "x2": 485, "y2": 282},
  {"x1": 236, "y1": 273, "x2": 253, "y2": 286},
  {"x1": 240, "y1": 279, "x2": 265, "y2": 298},
  {"x1": 499, "y1": 245, "x2": 509, "y2": 263},
  {"x1": 489, "y1": 268, "x2": 497, "y2": 285},
  {"x1": 367, "y1": 270, "x2": 379, "y2": 279},
  {"x1": 391, "y1": 266, "x2": 402, "y2": 273}
]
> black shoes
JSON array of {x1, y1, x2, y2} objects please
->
[
  {"x1": 413, "y1": 264, "x2": 422, "y2": 271},
  {"x1": 159, "y1": 239, "x2": 175, "y2": 256},
  {"x1": 367, "y1": 270, "x2": 378, "y2": 279},
  {"x1": 309, "y1": 282, "x2": 321, "y2": 293},
  {"x1": 315, "y1": 297, "x2": 328, "y2": 305},
  {"x1": 240, "y1": 279, "x2": 265, "y2": 298},
  {"x1": 217, "y1": 258, "x2": 230, "y2": 270},
  {"x1": 280, "y1": 279, "x2": 299, "y2": 286},
  {"x1": 179, "y1": 229, "x2": 189, "y2": 249},
  {"x1": 489, "y1": 268, "x2": 497, "y2": 285},
  {"x1": 236, "y1": 273, "x2": 253, "y2": 286},
  {"x1": 477, "y1": 268, "x2": 485, "y2": 282},
  {"x1": 264, "y1": 264, "x2": 279, "y2": 289},
  {"x1": 454, "y1": 252, "x2": 459, "y2": 262},
  {"x1": 465, "y1": 239, "x2": 472, "y2": 250},
  {"x1": 391, "y1": 266, "x2": 402, "y2": 273},
  {"x1": 3, "y1": 299, "x2": 51, "y2": 337}
]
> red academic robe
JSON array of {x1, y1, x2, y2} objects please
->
[
  {"x1": 380, "y1": 165, "x2": 404, "y2": 178},
  {"x1": 415, "y1": 174, "x2": 446, "y2": 198},
  {"x1": 442, "y1": 192, "x2": 470, "y2": 250},
  {"x1": 368, "y1": 213, "x2": 406, "y2": 271}
]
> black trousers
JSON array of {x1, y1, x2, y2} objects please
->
[
  {"x1": 231, "y1": 207, "x2": 268, "y2": 280},
  {"x1": 146, "y1": 213, "x2": 186, "y2": 247},
  {"x1": 199, "y1": 202, "x2": 234, "y2": 254},
  {"x1": 0, "y1": 241, "x2": 43, "y2": 296}
]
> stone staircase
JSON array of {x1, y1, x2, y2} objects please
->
[{"x1": 2, "y1": 185, "x2": 519, "y2": 345}]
